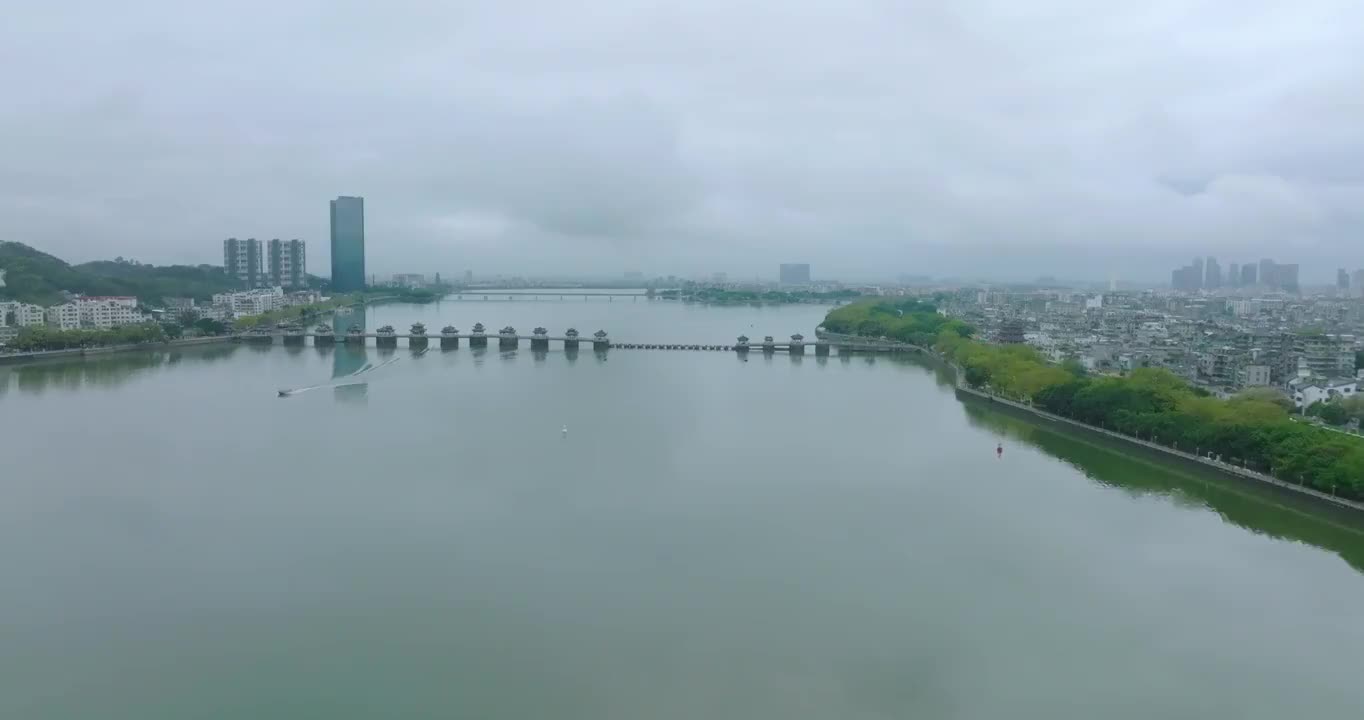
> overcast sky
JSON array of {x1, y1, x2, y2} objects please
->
[{"x1": 3, "y1": 1, "x2": 1362, "y2": 283}]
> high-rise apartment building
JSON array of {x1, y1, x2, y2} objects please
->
[
  {"x1": 1352, "y1": 270, "x2": 1364, "y2": 298},
  {"x1": 1204, "y1": 257, "x2": 1221, "y2": 289},
  {"x1": 329, "y1": 196, "x2": 366, "y2": 292},
  {"x1": 1295, "y1": 334, "x2": 1356, "y2": 378},
  {"x1": 1276, "y1": 263, "x2": 1299, "y2": 293},
  {"x1": 1338, "y1": 268, "x2": 1350, "y2": 291},
  {"x1": 223, "y1": 238, "x2": 263, "y2": 288},
  {"x1": 1258, "y1": 259, "x2": 1277, "y2": 289},
  {"x1": 268, "y1": 239, "x2": 307, "y2": 288},
  {"x1": 779, "y1": 263, "x2": 811, "y2": 285},
  {"x1": 1228, "y1": 263, "x2": 1240, "y2": 287},
  {"x1": 1171, "y1": 260, "x2": 1203, "y2": 291},
  {"x1": 1241, "y1": 263, "x2": 1257, "y2": 286}
]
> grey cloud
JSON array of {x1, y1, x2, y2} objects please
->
[{"x1": 2, "y1": 0, "x2": 1363, "y2": 281}]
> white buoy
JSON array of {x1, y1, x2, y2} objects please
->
[{"x1": 562, "y1": 425, "x2": 568, "y2": 437}]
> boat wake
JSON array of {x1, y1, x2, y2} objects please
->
[{"x1": 277, "y1": 350, "x2": 422, "y2": 397}]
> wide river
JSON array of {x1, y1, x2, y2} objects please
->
[{"x1": 3, "y1": 297, "x2": 1363, "y2": 719}]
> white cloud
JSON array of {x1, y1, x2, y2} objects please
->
[{"x1": 2, "y1": 0, "x2": 1362, "y2": 280}]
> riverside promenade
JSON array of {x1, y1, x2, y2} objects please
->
[{"x1": 925, "y1": 350, "x2": 1364, "y2": 515}]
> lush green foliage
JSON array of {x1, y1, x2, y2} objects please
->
[
  {"x1": 0, "y1": 242, "x2": 241, "y2": 305},
  {"x1": 821, "y1": 299, "x2": 974, "y2": 347},
  {"x1": 194, "y1": 318, "x2": 227, "y2": 336},
  {"x1": 936, "y1": 332, "x2": 1364, "y2": 498},
  {"x1": 380, "y1": 287, "x2": 440, "y2": 303},
  {"x1": 6, "y1": 323, "x2": 168, "y2": 351}
]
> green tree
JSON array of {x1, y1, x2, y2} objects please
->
[
  {"x1": 1319, "y1": 402, "x2": 1350, "y2": 426},
  {"x1": 1060, "y1": 358, "x2": 1088, "y2": 377},
  {"x1": 193, "y1": 318, "x2": 226, "y2": 335},
  {"x1": 1233, "y1": 387, "x2": 1295, "y2": 413}
]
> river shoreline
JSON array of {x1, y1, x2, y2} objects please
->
[
  {"x1": 0, "y1": 335, "x2": 236, "y2": 365},
  {"x1": 911, "y1": 347, "x2": 1364, "y2": 517}
]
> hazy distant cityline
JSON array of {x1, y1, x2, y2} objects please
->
[{"x1": 201, "y1": 197, "x2": 1364, "y2": 291}]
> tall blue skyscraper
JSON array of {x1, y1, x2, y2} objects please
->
[{"x1": 330, "y1": 196, "x2": 366, "y2": 292}]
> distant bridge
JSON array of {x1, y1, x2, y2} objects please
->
[{"x1": 446, "y1": 291, "x2": 669, "y2": 301}]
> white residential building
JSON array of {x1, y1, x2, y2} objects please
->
[
  {"x1": 76, "y1": 297, "x2": 143, "y2": 329},
  {"x1": 1291, "y1": 379, "x2": 1358, "y2": 409},
  {"x1": 45, "y1": 303, "x2": 81, "y2": 330},
  {"x1": 5, "y1": 302, "x2": 48, "y2": 327},
  {"x1": 197, "y1": 305, "x2": 230, "y2": 322},
  {"x1": 213, "y1": 287, "x2": 285, "y2": 318}
]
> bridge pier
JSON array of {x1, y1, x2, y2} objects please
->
[
  {"x1": 315, "y1": 334, "x2": 336, "y2": 346},
  {"x1": 500, "y1": 336, "x2": 518, "y2": 350},
  {"x1": 410, "y1": 336, "x2": 429, "y2": 350},
  {"x1": 735, "y1": 335, "x2": 750, "y2": 353},
  {"x1": 377, "y1": 335, "x2": 398, "y2": 349},
  {"x1": 531, "y1": 337, "x2": 549, "y2": 350},
  {"x1": 441, "y1": 335, "x2": 460, "y2": 349},
  {"x1": 789, "y1": 334, "x2": 806, "y2": 355},
  {"x1": 283, "y1": 334, "x2": 305, "y2": 346},
  {"x1": 344, "y1": 333, "x2": 364, "y2": 346},
  {"x1": 815, "y1": 343, "x2": 830, "y2": 356}
]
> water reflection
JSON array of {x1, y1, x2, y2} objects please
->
[
  {"x1": 960, "y1": 400, "x2": 1364, "y2": 574},
  {"x1": 329, "y1": 307, "x2": 369, "y2": 404},
  {"x1": 332, "y1": 344, "x2": 369, "y2": 406},
  {"x1": 3, "y1": 345, "x2": 241, "y2": 396}
]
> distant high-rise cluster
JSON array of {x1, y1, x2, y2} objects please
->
[
  {"x1": 1171, "y1": 256, "x2": 1297, "y2": 293},
  {"x1": 779, "y1": 263, "x2": 811, "y2": 285},
  {"x1": 1204, "y1": 257, "x2": 1221, "y2": 289},
  {"x1": 224, "y1": 238, "x2": 306, "y2": 288}
]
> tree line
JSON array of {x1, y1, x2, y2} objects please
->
[
  {"x1": 821, "y1": 298, "x2": 974, "y2": 347},
  {"x1": 1, "y1": 242, "x2": 242, "y2": 306},
  {"x1": 934, "y1": 331, "x2": 1364, "y2": 500},
  {"x1": 4, "y1": 323, "x2": 170, "y2": 351}
]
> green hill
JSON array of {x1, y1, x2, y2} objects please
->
[{"x1": 0, "y1": 242, "x2": 242, "y2": 306}]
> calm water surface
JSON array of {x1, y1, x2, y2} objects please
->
[{"x1": 2, "y1": 299, "x2": 1363, "y2": 719}]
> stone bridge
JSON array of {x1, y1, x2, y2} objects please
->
[{"x1": 238, "y1": 326, "x2": 918, "y2": 357}]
